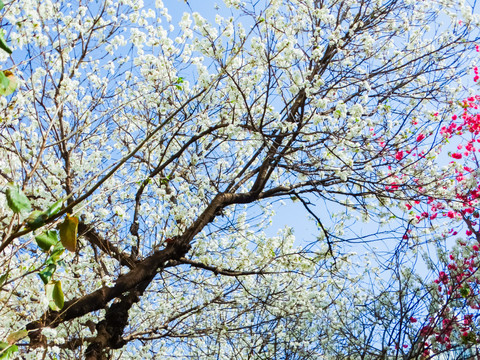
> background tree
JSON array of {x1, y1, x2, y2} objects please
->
[{"x1": 0, "y1": 0, "x2": 479, "y2": 358}]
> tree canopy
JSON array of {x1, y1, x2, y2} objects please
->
[{"x1": 1, "y1": 0, "x2": 480, "y2": 358}]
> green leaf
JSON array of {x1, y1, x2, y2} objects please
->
[
  {"x1": 160, "y1": 177, "x2": 169, "y2": 185},
  {"x1": 6, "y1": 330, "x2": 27, "y2": 345},
  {"x1": 0, "y1": 31, "x2": 12, "y2": 55},
  {"x1": 58, "y1": 214, "x2": 78, "y2": 252},
  {"x1": 5, "y1": 184, "x2": 31, "y2": 213},
  {"x1": 45, "y1": 245, "x2": 64, "y2": 265},
  {"x1": 26, "y1": 199, "x2": 63, "y2": 230},
  {"x1": 45, "y1": 280, "x2": 64, "y2": 311},
  {"x1": 46, "y1": 199, "x2": 63, "y2": 217},
  {"x1": 38, "y1": 264, "x2": 56, "y2": 285},
  {"x1": 0, "y1": 0, "x2": 4, "y2": 11},
  {"x1": 0, "y1": 72, "x2": 8, "y2": 95},
  {"x1": 0, "y1": 273, "x2": 7, "y2": 289},
  {"x1": 0, "y1": 342, "x2": 18, "y2": 360},
  {"x1": 26, "y1": 210, "x2": 48, "y2": 230},
  {"x1": 175, "y1": 77, "x2": 184, "y2": 90},
  {"x1": 35, "y1": 231, "x2": 58, "y2": 252},
  {"x1": 0, "y1": 71, "x2": 16, "y2": 96},
  {"x1": 460, "y1": 287, "x2": 470, "y2": 298}
]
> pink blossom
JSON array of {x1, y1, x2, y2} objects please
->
[
  {"x1": 420, "y1": 326, "x2": 433, "y2": 336},
  {"x1": 438, "y1": 271, "x2": 449, "y2": 284},
  {"x1": 416, "y1": 133, "x2": 425, "y2": 142}
]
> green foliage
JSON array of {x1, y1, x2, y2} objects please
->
[
  {"x1": 175, "y1": 77, "x2": 184, "y2": 90},
  {"x1": 46, "y1": 199, "x2": 63, "y2": 217},
  {"x1": 38, "y1": 264, "x2": 56, "y2": 285},
  {"x1": 0, "y1": 342, "x2": 17, "y2": 360},
  {"x1": 45, "y1": 280, "x2": 64, "y2": 311},
  {"x1": 35, "y1": 230, "x2": 59, "y2": 252},
  {"x1": 460, "y1": 287, "x2": 470, "y2": 298},
  {"x1": 37, "y1": 239, "x2": 65, "y2": 311},
  {"x1": 0, "y1": 273, "x2": 7, "y2": 290},
  {"x1": 5, "y1": 184, "x2": 31, "y2": 213},
  {"x1": 0, "y1": 30, "x2": 11, "y2": 55},
  {"x1": 25, "y1": 210, "x2": 48, "y2": 230},
  {"x1": 38, "y1": 241, "x2": 65, "y2": 283},
  {"x1": 26, "y1": 199, "x2": 63, "y2": 232},
  {"x1": 160, "y1": 176, "x2": 170, "y2": 185},
  {"x1": 46, "y1": 243, "x2": 65, "y2": 265},
  {"x1": 0, "y1": 70, "x2": 16, "y2": 95}
]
